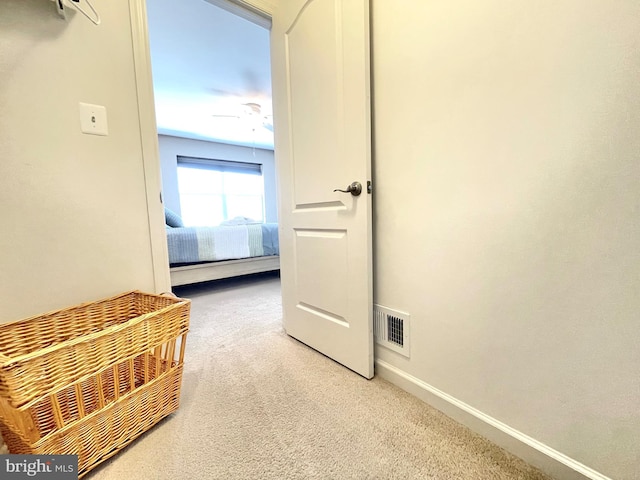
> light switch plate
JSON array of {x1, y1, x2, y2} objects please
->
[{"x1": 79, "y1": 102, "x2": 108, "y2": 136}]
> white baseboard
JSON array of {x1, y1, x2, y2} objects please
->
[{"x1": 375, "y1": 360, "x2": 612, "y2": 480}]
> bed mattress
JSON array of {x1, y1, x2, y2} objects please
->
[{"x1": 166, "y1": 223, "x2": 279, "y2": 265}]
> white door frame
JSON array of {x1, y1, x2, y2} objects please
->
[{"x1": 129, "y1": 0, "x2": 171, "y2": 293}]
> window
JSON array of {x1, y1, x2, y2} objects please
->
[{"x1": 176, "y1": 156, "x2": 264, "y2": 227}]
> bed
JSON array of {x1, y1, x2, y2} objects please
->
[{"x1": 166, "y1": 222, "x2": 280, "y2": 286}]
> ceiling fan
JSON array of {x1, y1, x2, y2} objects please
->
[
  {"x1": 211, "y1": 102, "x2": 273, "y2": 131},
  {"x1": 207, "y1": 67, "x2": 273, "y2": 129}
]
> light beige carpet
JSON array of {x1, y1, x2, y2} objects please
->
[{"x1": 84, "y1": 272, "x2": 553, "y2": 480}]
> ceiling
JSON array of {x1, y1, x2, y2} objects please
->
[{"x1": 146, "y1": 0, "x2": 273, "y2": 149}]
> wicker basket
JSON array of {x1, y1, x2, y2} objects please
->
[{"x1": 0, "y1": 291, "x2": 190, "y2": 478}]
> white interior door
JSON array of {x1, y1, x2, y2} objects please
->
[{"x1": 271, "y1": 0, "x2": 373, "y2": 378}]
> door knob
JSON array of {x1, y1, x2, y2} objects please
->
[{"x1": 333, "y1": 181, "x2": 362, "y2": 196}]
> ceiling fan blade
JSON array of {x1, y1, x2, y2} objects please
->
[
  {"x1": 208, "y1": 70, "x2": 270, "y2": 100},
  {"x1": 262, "y1": 114, "x2": 273, "y2": 131},
  {"x1": 209, "y1": 87, "x2": 243, "y2": 97}
]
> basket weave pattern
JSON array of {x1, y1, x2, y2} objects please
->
[{"x1": 0, "y1": 291, "x2": 190, "y2": 478}]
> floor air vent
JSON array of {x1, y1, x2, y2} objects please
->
[{"x1": 373, "y1": 305, "x2": 410, "y2": 357}]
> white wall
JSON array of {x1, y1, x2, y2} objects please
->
[
  {"x1": 372, "y1": 2, "x2": 640, "y2": 479},
  {"x1": 158, "y1": 134, "x2": 278, "y2": 223},
  {"x1": 3, "y1": 0, "x2": 636, "y2": 477},
  {"x1": 0, "y1": 1, "x2": 160, "y2": 322}
]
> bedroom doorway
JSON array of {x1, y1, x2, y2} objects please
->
[
  {"x1": 144, "y1": 0, "x2": 280, "y2": 289},
  {"x1": 133, "y1": 0, "x2": 375, "y2": 378}
]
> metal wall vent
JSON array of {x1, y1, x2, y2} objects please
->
[{"x1": 373, "y1": 305, "x2": 410, "y2": 357}]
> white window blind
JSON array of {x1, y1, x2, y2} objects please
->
[{"x1": 176, "y1": 156, "x2": 265, "y2": 226}]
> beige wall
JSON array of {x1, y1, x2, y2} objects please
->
[
  {"x1": 2, "y1": 0, "x2": 637, "y2": 477},
  {"x1": 158, "y1": 135, "x2": 278, "y2": 224},
  {"x1": 0, "y1": 1, "x2": 160, "y2": 322},
  {"x1": 372, "y1": 1, "x2": 640, "y2": 479}
]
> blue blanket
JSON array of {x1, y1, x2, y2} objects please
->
[{"x1": 166, "y1": 223, "x2": 279, "y2": 265}]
